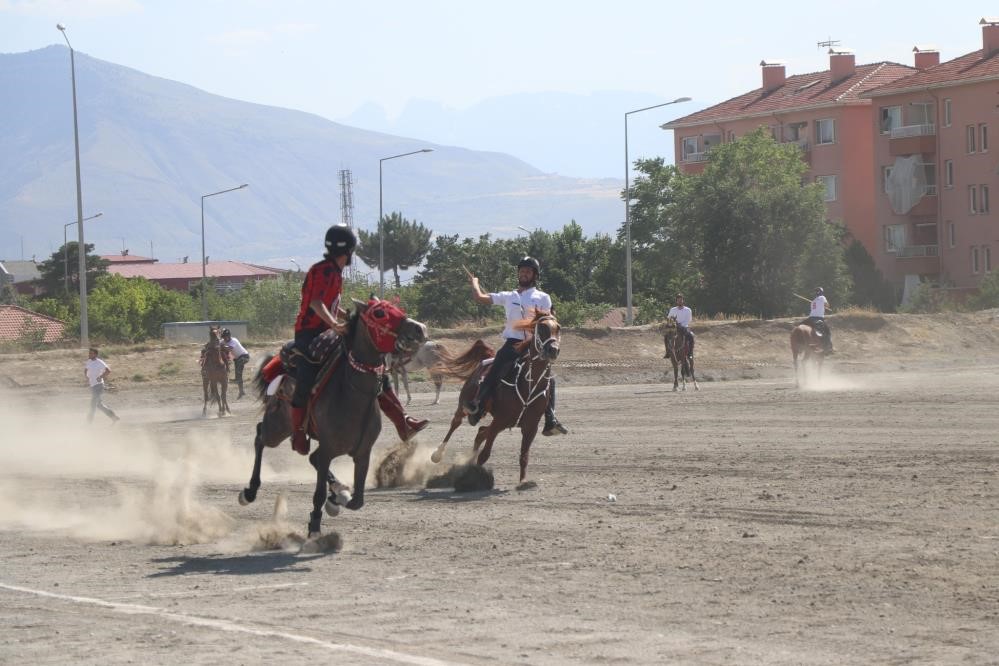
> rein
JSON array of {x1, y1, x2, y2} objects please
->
[
  {"x1": 504, "y1": 317, "x2": 558, "y2": 427},
  {"x1": 347, "y1": 351, "x2": 386, "y2": 376}
]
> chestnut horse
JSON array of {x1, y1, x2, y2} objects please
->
[
  {"x1": 201, "y1": 326, "x2": 231, "y2": 417},
  {"x1": 790, "y1": 323, "x2": 825, "y2": 388},
  {"x1": 662, "y1": 316, "x2": 698, "y2": 392},
  {"x1": 430, "y1": 312, "x2": 561, "y2": 484},
  {"x1": 238, "y1": 299, "x2": 427, "y2": 537}
]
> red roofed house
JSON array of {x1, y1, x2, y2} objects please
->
[
  {"x1": 107, "y1": 259, "x2": 284, "y2": 293},
  {"x1": 663, "y1": 50, "x2": 917, "y2": 279},
  {"x1": 0, "y1": 304, "x2": 66, "y2": 343},
  {"x1": 864, "y1": 18, "x2": 999, "y2": 295},
  {"x1": 100, "y1": 250, "x2": 158, "y2": 266}
]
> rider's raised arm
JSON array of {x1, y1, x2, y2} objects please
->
[{"x1": 470, "y1": 275, "x2": 492, "y2": 305}]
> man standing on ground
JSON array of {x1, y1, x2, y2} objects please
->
[
  {"x1": 221, "y1": 328, "x2": 250, "y2": 399},
  {"x1": 84, "y1": 347, "x2": 119, "y2": 424}
]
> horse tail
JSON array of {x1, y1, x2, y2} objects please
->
[
  {"x1": 254, "y1": 354, "x2": 274, "y2": 400},
  {"x1": 432, "y1": 339, "x2": 495, "y2": 381}
]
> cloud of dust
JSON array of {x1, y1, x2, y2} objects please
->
[
  {"x1": 800, "y1": 369, "x2": 862, "y2": 392},
  {"x1": 0, "y1": 394, "x2": 273, "y2": 545}
]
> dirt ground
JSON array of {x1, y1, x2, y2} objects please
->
[{"x1": 1, "y1": 312, "x2": 998, "y2": 664}]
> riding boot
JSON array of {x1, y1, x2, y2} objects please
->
[
  {"x1": 542, "y1": 378, "x2": 568, "y2": 436},
  {"x1": 290, "y1": 406, "x2": 310, "y2": 455},
  {"x1": 378, "y1": 388, "x2": 428, "y2": 441}
]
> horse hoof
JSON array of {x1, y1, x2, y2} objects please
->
[
  {"x1": 308, "y1": 529, "x2": 321, "y2": 539},
  {"x1": 430, "y1": 449, "x2": 443, "y2": 464},
  {"x1": 238, "y1": 490, "x2": 252, "y2": 506},
  {"x1": 324, "y1": 498, "x2": 341, "y2": 517},
  {"x1": 346, "y1": 497, "x2": 364, "y2": 511}
]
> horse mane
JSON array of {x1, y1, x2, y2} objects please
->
[
  {"x1": 511, "y1": 311, "x2": 557, "y2": 353},
  {"x1": 433, "y1": 339, "x2": 495, "y2": 380}
]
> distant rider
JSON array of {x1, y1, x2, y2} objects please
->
[
  {"x1": 221, "y1": 328, "x2": 250, "y2": 399},
  {"x1": 802, "y1": 287, "x2": 833, "y2": 353},
  {"x1": 465, "y1": 256, "x2": 567, "y2": 436},
  {"x1": 667, "y1": 293, "x2": 695, "y2": 360}
]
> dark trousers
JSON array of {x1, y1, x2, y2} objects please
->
[
  {"x1": 803, "y1": 317, "x2": 831, "y2": 345},
  {"x1": 477, "y1": 338, "x2": 522, "y2": 404},
  {"x1": 233, "y1": 354, "x2": 249, "y2": 394},
  {"x1": 679, "y1": 326, "x2": 695, "y2": 357},
  {"x1": 291, "y1": 330, "x2": 320, "y2": 408}
]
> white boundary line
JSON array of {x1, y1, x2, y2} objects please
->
[{"x1": 0, "y1": 582, "x2": 462, "y2": 666}]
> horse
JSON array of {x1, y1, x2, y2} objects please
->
[
  {"x1": 430, "y1": 312, "x2": 561, "y2": 484},
  {"x1": 790, "y1": 323, "x2": 826, "y2": 388},
  {"x1": 662, "y1": 317, "x2": 698, "y2": 392},
  {"x1": 201, "y1": 326, "x2": 231, "y2": 417},
  {"x1": 386, "y1": 340, "x2": 448, "y2": 405},
  {"x1": 238, "y1": 299, "x2": 427, "y2": 537}
]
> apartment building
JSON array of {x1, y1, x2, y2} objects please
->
[
  {"x1": 864, "y1": 19, "x2": 999, "y2": 294},
  {"x1": 663, "y1": 52, "x2": 915, "y2": 269}
]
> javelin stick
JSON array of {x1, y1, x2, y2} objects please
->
[
  {"x1": 462, "y1": 264, "x2": 475, "y2": 279},
  {"x1": 792, "y1": 292, "x2": 812, "y2": 304}
]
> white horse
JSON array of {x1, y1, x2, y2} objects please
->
[{"x1": 386, "y1": 340, "x2": 447, "y2": 405}]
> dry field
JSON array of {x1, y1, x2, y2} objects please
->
[{"x1": 1, "y1": 311, "x2": 998, "y2": 664}]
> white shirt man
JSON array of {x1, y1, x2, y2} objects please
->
[
  {"x1": 492, "y1": 287, "x2": 553, "y2": 340},
  {"x1": 84, "y1": 348, "x2": 118, "y2": 423},
  {"x1": 224, "y1": 335, "x2": 249, "y2": 359},
  {"x1": 85, "y1": 355, "x2": 110, "y2": 387},
  {"x1": 810, "y1": 294, "x2": 829, "y2": 318},
  {"x1": 668, "y1": 304, "x2": 693, "y2": 328}
]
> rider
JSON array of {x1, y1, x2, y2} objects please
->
[
  {"x1": 667, "y1": 293, "x2": 695, "y2": 360},
  {"x1": 290, "y1": 224, "x2": 428, "y2": 455},
  {"x1": 465, "y1": 256, "x2": 568, "y2": 436},
  {"x1": 804, "y1": 287, "x2": 833, "y2": 353},
  {"x1": 221, "y1": 328, "x2": 250, "y2": 399}
]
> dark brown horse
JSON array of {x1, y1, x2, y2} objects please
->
[
  {"x1": 790, "y1": 323, "x2": 825, "y2": 388},
  {"x1": 431, "y1": 312, "x2": 561, "y2": 484},
  {"x1": 662, "y1": 316, "x2": 698, "y2": 392},
  {"x1": 201, "y1": 326, "x2": 231, "y2": 417},
  {"x1": 238, "y1": 299, "x2": 427, "y2": 537}
]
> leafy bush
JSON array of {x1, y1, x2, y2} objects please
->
[
  {"x1": 968, "y1": 271, "x2": 999, "y2": 310},
  {"x1": 554, "y1": 300, "x2": 614, "y2": 328}
]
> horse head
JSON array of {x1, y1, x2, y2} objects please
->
[
  {"x1": 353, "y1": 298, "x2": 427, "y2": 361},
  {"x1": 514, "y1": 311, "x2": 561, "y2": 362}
]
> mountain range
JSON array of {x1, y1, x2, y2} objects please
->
[{"x1": 0, "y1": 46, "x2": 624, "y2": 268}]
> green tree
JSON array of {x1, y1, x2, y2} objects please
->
[
  {"x1": 88, "y1": 274, "x2": 197, "y2": 342},
  {"x1": 844, "y1": 240, "x2": 897, "y2": 311},
  {"x1": 356, "y1": 213, "x2": 433, "y2": 288},
  {"x1": 36, "y1": 242, "x2": 109, "y2": 296},
  {"x1": 968, "y1": 270, "x2": 999, "y2": 310}
]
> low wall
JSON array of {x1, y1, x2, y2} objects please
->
[{"x1": 161, "y1": 321, "x2": 248, "y2": 343}]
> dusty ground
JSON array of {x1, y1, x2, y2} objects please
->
[{"x1": 1, "y1": 312, "x2": 998, "y2": 664}]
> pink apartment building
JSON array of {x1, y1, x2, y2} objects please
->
[
  {"x1": 663, "y1": 51, "x2": 915, "y2": 278},
  {"x1": 864, "y1": 19, "x2": 999, "y2": 295}
]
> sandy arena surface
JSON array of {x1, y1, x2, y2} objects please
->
[{"x1": 1, "y1": 314, "x2": 998, "y2": 664}]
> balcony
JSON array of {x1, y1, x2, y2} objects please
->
[
  {"x1": 683, "y1": 151, "x2": 710, "y2": 163},
  {"x1": 890, "y1": 124, "x2": 936, "y2": 156},
  {"x1": 895, "y1": 244, "x2": 939, "y2": 258}
]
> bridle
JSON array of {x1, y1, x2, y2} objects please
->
[
  {"x1": 503, "y1": 314, "x2": 560, "y2": 426},
  {"x1": 531, "y1": 314, "x2": 560, "y2": 359}
]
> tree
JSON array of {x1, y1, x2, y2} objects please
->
[
  {"x1": 36, "y1": 242, "x2": 109, "y2": 296},
  {"x1": 844, "y1": 240, "x2": 897, "y2": 311},
  {"x1": 88, "y1": 274, "x2": 196, "y2": 342},
  {"x1": 673, "y1": 128, "x2": 850, "y2": 318},
  {"x1": 356, "y1": 213, "x2": 433, "y2": 288}
]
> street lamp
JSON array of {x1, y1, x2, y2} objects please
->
[
  {"x1": 379, "y1": 148, "x2": 433, "y2": 297},
  {"x1": 63, "y1": 211, "x2": 102, "y2": 291},
  {"x1": 624, "y1": 96, "x2": 691, "y2": 325},
  {"x1": 517, "y1": 225, "x2": 531, "y2": 234},
  {"x1": 200, "y1": 184, "x2": 248, "y2": 320},
  {"x1": 56, "y1": 23, "x2": 91, "y2": 347}
]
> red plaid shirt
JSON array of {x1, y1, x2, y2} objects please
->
[{"x1": 294, "y1": 259, "x2": 343, "y2": 333}]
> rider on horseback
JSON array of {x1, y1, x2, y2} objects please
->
[
  {"x1": 667, "y1": 293, "x2": 695, "y2": 360},
  {"x1": 289, "y1": 225, "x2": 428, "y2": 455},
  {"x1": 464, "y1": 256, "x2": 568, "y2": 436},
  {"x1": 802, "y1": 287, "x2": 834, "y2": 353}
]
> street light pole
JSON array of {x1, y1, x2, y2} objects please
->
[
  {"x1": 57, "y1": 23, "x2": 91, "y2": 347},
  {"x1": 200, "y1": 184, "x2": 248, "y2": 320},
  {"x1": 378, "y1": 148, "x2": 433, "y2": 298},
  {"x1": 624, "y1": 96, "x2": 692, "y2": 325},
  {"x1": 64, "y1": 212, "x2": 102, "y2": 292}
]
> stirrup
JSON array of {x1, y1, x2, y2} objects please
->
[{"x1": 543, "y1": 420, "x2": 568, "y2": 436}]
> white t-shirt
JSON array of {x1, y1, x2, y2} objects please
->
[
  {"x1": 490, "y1": 287, "x2": 553, "y2": 340},
  {"x1": 85, "y1": 358, "x2": 110, "y2": 387},
  {"x1": 811, "y1": 295, "x2": 828, "y2": 318},
  {"x1": 225, "y1": 337, "x2": 249, "y2": 357},
  {"x1": 668, "y1": 305, "x2": 693, "y2": 328}
]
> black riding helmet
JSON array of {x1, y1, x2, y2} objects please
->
[
  {"x1": 815, "y1": 287, "x2": 824, "y2": 295},
  {"x1": 324, "y1": 224, "x2": 358, "y2": 259},
  {"x1": 221, "y1": 328, "x2": 231, "y2": 338},
  {"x1": 518, "y1": 256, "x2": 541, "y2": 279}
]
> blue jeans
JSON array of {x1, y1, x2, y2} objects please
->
[{"x1": 89, "y1": 384, "x2": 117, "y2": 422}]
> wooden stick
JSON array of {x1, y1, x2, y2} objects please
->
[{"x1": 462, "y1": 264, "x2": 475, "y2": 279}]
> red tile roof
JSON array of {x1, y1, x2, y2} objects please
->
[
  {"x1": 0, "y1": 305, "x2": 66, "y2": 343},
  {"x1": 107, "y1": 260, "x2": 282, "y2": 281},
  {"x1": 864, "y1": 49, "x2": 999, "y2": 97},
  {"x1": 100, "y1": 254, "x2": 158, "y2": 264},
  {"x1": 663, "y1": 62, "x2": 917, "y2": 129}
]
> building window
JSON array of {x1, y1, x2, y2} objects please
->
[
  {"x1": 981, "y1": 124, "x2": 989, "y2": 152},
  {"x1": 972, "y1": 246, "x2": 980, "y2": 274},
  {"x1": 944, "y1": 160, "x2": 954, "y2": 188},
  {"x1": 817, "y1": 175, "x2": 837, "y2": 201},
  {"x1": 884, "y1": 224, "x2": 906, "y2": 253},
  {"x1": 880, "y1": 106, "x2": 902, "y2": 134},
  {"x1": 882, "y1": 166, "x2": 894, "y2": 193},
  {"x1": 815, "y1": 118, "x2": 835, "y2": 145},
  {"x1": 982, "y1": 185, "x2": 990, "y2": 213},
  {"x1": 922, "y1": 163, "x2": 937, "y2": 195},
  {"x1": 943, "y1": 98, "x2": 952, "y2": 127},
  {"x1": 726, "y1": 131, "x2": 735, "y2": 142},
  {"x1": 702, "y1": 133, "x2": 722, "y2": 152},
  {"x1": 970, "y1": 185, "x2": 978, "y2": 213},
  {"x1": 682, "y1": 136, "x2": 698, "y2": 160},
  {"x1": 948, "y1": 221, "x2": 956, "y2": 248},
  {"x1": 967, "y1": 125, "x2": 977, "y2": 153},
  {"x1": 986, "y1": 246, "x2": 993, "y2": 273}
]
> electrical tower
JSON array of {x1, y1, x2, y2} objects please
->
[{"x1": 338, "y1": 168, "x2": 356, "y2": 280}]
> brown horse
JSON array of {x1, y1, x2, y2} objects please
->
[
  {"x1": 238, "y1": 299, "x2": 427, "y2": 537},
  {"x1": 662, "y1": 316, "x2": 698, "y2": 392},
  {"x1": 431, "y1": 312, "x2": 561, "y2": 484},
  {"x1": 790, "y1": 323, "x2": 825, "y2": 388},
  {"x1": 201, "y1": 326, "x2": 231, "y2": 417}
]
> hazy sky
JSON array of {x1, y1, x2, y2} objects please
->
[{"x1": 2, "y1": 0, "x2": 991, "y2": 123}]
